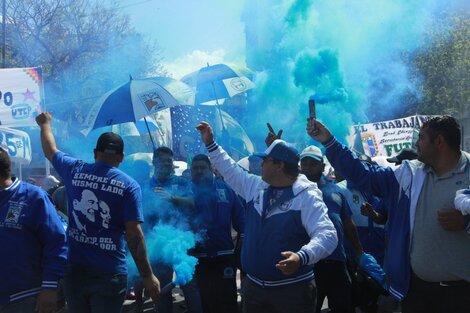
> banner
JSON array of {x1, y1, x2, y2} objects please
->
[
  {"x1": 0, "y1": 67, "x2": 43, "y2": 127},
  {"x1": 347, "y1": 115, "x2": 432, "y2": 158},
  {"x1": 0, "y1": 127, "x2": 32, "y2": 164}
]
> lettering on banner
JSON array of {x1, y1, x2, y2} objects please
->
[{"x1": 0, "y1": 131, "x2": 30, "y2": 159}]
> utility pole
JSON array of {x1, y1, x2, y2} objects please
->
[{"x1": 2, "y1": 0, "x2": 5, "y2": 68}]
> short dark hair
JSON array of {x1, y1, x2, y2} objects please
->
[
  {"x1": 191, "y1": 154, "x2": 211, "y2": 167},
  {"x1": 0, "y1": 147, "x2": 12, "y2": 178},
  {"x1": 272, "y1": 158, "x2": 300, "y2": 178},
  {"x1": 421, "y1": 115, "x2": 461, "y2": 151},
  {"x1": 153, "y1": 146, "x2": 173, "y2": 160}
]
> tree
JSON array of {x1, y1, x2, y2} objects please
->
[
  {"x1": 5, "y1": 0, "x2": 167, "y2": 122},
  {"x1": 410, "y1": 10, "x2": 470, "y2": 116}
]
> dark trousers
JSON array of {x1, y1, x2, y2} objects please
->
[
  {"x1": 64, "y1": 263, "x2": 127, "y2": 313},
  {"x1": 402, "y1": 273, "x2": 470, "y2": 313},
  {"x1": 314, "y1": 260, "x2": 353, "y2": 313},
  {"x1": 195, "y1": 255, "x2": 238, "y2": 313},
  {"x1": 241, "y1": 277, "x2": 316, "y2": 313}
]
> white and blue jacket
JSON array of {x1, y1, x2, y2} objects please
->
[
  {"x1": 207, "y1": 142, "x2": 337, "y2": 287},
  {"x1": 324, "y1": 137, "x2": 456, "y2": 300},
  {"x1": 0, "y1": 179, "x2": 67, "y2": 305}
]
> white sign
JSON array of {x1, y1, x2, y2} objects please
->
[
  {"x1": 0, "y1": 127, "x2": 32, "y2": 164},
  {"x1": 0, "y1": 67, "x2": 43, "y2": 127},
  {"x1": 347, "y1": 115, "x2": 432, "y2": 157}
]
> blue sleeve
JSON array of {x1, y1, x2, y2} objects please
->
[
  {"x1": 324, "y1": 138, "x2": 398, "y2": 198},
  {"x1": 52, "y1": 151, "x2": 80, "y2": 182},
  {"x1": 33, "y1": 192, "x2": 67, "y2": 289},
  {"x1": 123, "y1": 181, "x2": 144, "y2": 223},
  {"x1": 230, "y1": 187, "x2": 245, "y2": 235}
]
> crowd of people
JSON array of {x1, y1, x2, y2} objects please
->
[{"x1": 0, "y1": 112, "x2": 469, "y2": 313}]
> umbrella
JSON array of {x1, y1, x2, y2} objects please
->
[
  {"x1": 111, "y1": 118, "x2": 161, "y2": 153},
  {"x1": 181, "y1": 64, "x2": 254, "y2": 148},
  {"x1": 81, "y1": 77, "x2": 195, "y2": 146},
  {"x1": 181, "y1": 63, "x2": 254, "y2": 105}
]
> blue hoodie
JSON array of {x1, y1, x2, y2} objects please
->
[{"x1": 0, "y1": 179, "x2": 67, "y2": 305}]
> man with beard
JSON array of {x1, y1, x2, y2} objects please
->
[{"x1": 307, "y1": 115, "x2": 470, "y2": 313}]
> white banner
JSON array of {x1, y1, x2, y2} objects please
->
[
  {"x1": 347, "y1": 115, "x2": 432, "y2": 158},
  {"x1": 0, "y1": 67, "x2": 43, "y2": 127},
  {"x1": 0, "y1": 127, "x2": 32, "y2": 164}
]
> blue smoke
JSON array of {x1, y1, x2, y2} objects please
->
[{"x1": 241, "y1": 0, "x2": 454, "y2": 149}]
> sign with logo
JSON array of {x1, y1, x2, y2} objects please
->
[
  {"x1": 347, "y1": 115, "x2": 432, "y2": 157},
  {"x1": 0, "y1": 67, "x2": 43, "y2": 127},
  {"x1": 0, "y1": 127, "x2": 32, "y2": 164}
]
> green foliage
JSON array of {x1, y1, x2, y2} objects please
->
[{"x1": 410, "y1": 10, "x2": 470, "y2": 116}]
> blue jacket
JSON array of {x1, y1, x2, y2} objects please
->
[
  {"x1": 207, "y1": 142, "x2": 337, "y2": 287},
  {"x1": 324, "y1": 137, "x2": 433, "y2": 300},
  {"x1": 192, "y1": 178, "x2": 245, "y2": 257},
  {"x1": 0, "y1": 179, "x2": 67, "y2": 305}
]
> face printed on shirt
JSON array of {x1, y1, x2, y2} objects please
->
[
  {"x1": 99, "y1": 200, "x2": 111, "y2": 229},
  {"x1": 73, "y1": 189, "x2": 99, "y2": 222}
]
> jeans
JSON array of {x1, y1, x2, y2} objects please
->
[
  {"x1": 0, "y1": 296, "x2": 36, "y2": 313},
  {"x1": 64, "y1": 263, "x2": 127, "y2": 313}
]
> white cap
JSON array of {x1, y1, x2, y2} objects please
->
[{"x1": 300, "y1": 145, "x2": 323, "y2": 161}]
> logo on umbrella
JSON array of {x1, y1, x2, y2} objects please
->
[
  {"x1": 229, "y1": 78, "x2": 247, "y2": 92},
  {"x1": 139, "y1": 90, "x2": 166, "y2": 113}
]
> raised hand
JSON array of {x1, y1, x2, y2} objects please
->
[
  {"x1": 265, "y1": 123, "x2": 283, "y2": 147},
  {"x1": 35, "y1": 112, "x2": 53, "y2": 126},
  {"x1": 195, "y1": 121, "x2": 215, "y2": 145},
  {"x1": 306, "y1": 118, "x2": 333, "y2": 144}
]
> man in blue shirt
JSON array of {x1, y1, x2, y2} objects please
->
[
  {"x1": 36, "y1": 112, "x2": 160, "y2": 313},
  {"x1": 0, "y1": 147, "x2": 67, "y2": 313},
  {"x1": 191, "y1": 154, "x2": 245, "y2": 313},
  {"x1": 135, "y1": 146, "x2": 202, "y2": 313},
  {"x1": 300, "y1": 145, "x2": 363, "y2": 313}
]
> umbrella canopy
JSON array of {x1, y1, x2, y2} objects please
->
[
  {"x1": 81, "y1": 77, "x2": 194, "y2": 135},
  {"x1": 181, "y1": 63, "x2": 254, "y2": 105}
]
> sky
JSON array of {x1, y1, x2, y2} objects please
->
[{"x1": 121, "y1": 0, "x2": 247, "y2": 78}]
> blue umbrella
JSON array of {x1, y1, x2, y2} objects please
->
[
  {"x1": 81, "y1": 77, "x2": 194, "y2": 139},
  {"x1": 181, "y1": 63, "x2": 254, "y2": 105}
]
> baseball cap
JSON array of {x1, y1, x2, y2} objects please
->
[
  {"x1": 300, "y1": 145, "x2": 323, "y2": 162},
  {"x1": 95, "y1": 132, "x2": 124, "y2": 155},
  {"x1": 386, "y1": 148, "x2": 417, "y2": 164},
  {"x1": 254, "y1": 139, "x2": 299, "y2": 165}
]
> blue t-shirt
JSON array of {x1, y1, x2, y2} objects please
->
[
  {"x1": 53, "y1": 151, "x2": 143, "y2": 274},
  {"x1": 319, "y1": 181, "x2": 349, "y2": 262}
]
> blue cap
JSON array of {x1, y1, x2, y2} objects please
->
[{"x1": 254, "y1": 139, "x2": 300, "y2": 165}]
